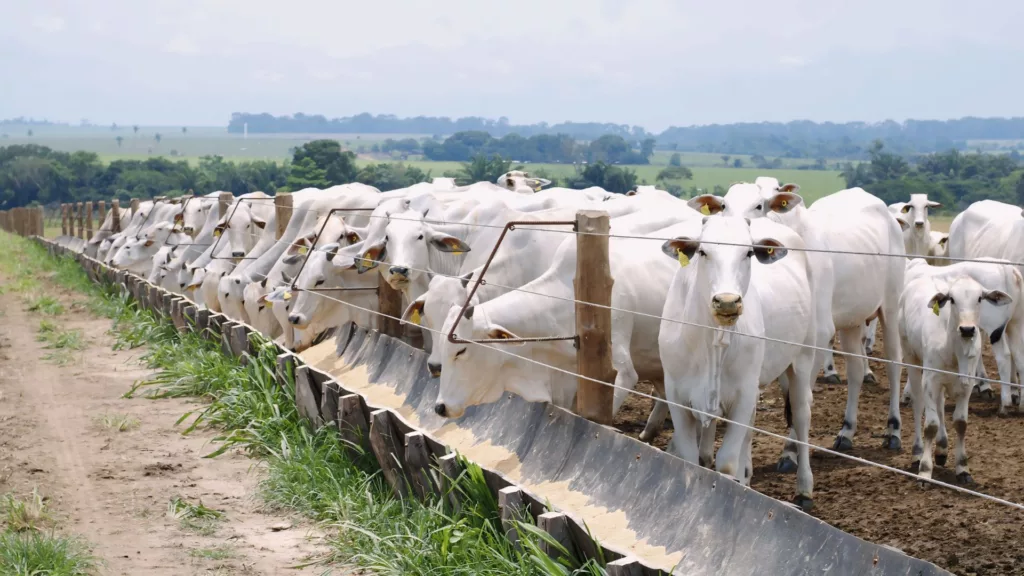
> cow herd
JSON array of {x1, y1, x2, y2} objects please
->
[{"x1": 85, "y1": 174, "x2": 1024, "y2": 511}]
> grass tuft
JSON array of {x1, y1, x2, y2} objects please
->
[
  {"x1": 1, "y1": 491, "x2": 53, "y2": 533},
  {"x1": 26, "y1": 295, "x2": 64, "y2": 316},
  {"x1": 0, "y1": 531, "x2": 96, "y2": 576},
  {"x1": 96, "y1": 413, "x2": 140, "y2": 432},
  {"x1": 188, "y1": 546, "x2": 234, "y2": 561}
]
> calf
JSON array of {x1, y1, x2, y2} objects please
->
[{"x1": 900, "y1": 274, "x2": 1012, "y2": 483}]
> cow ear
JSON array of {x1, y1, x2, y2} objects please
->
[
  {"x1": 288, "y1": 236, "x2": 312, "y2": 256},
  {"x1": 460, "y1": 271, "x2": 474, "y2": 289},
  {"x1": 356, "y1": 243, "x2": 386, "y2": 273},
  {"x1": 486, "y1": 325, "x2": 521, "y2": 343},
  {"x1": 173, "y1": 213, "x2": 183, "y2": 224},
  {"x1": 143, "y1": 239, "x2": 155, "y2": 247},
  {"x1": 260, "y1": 277, "x2": 268, "y2": 288},
  {"x1": 983, "y1": 289, "x2": 1013, "y2": 307},
  {"x1": 778, "y1": 183, "x2": 800, "y2": 193},
  {"x1": 282, "y1": 254, "x2": 303, "y2": 265},
  {"x1": 625, "y1": 189, "x2": 638, "y2": 196},
  {"x1": 323, "y1": 242, "x2": 340, "y2": 262},
  {"x1": 926, "y1": 200, "x2": 942, "y2": 209},
  {"x1": 661, "y1": 237, "x2": 699, "y2": 267},
  {"x1": 281, "y1": 271, "x2": 293, "y2": 285},
  {"x1": 687, "y1": 195, "x2": 724, "y2": 216},
  {"x1": 252, "y1": 216, "x2": 267, "y2": 230},
  {"x1": 752, "y1": 238, "x2": 787, "y2": 264},
  {"x1": 401, "y1": 299, "x2": 426, "y2": 326},
  {"x1": 767, "y1": 192, "x2": 802, "y2": 214},
  {"x1": 430, "y1": 234, "x2": 471, "y2": 254},
  {"x1": 895, "y1": 215, "x2": 911, "y2": 231},
  {"x1": 938, "y1": 235, "x2": 949, "y2": 247},
  {"x1": 345, "y1": 231, "x2": 361, "y2": 245},
  {"x1": 927, "y1": 292, "x2": 950, "y2": 315}
]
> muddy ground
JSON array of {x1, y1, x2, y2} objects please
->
[
  {"x1": 0, "y1": 275, "x2": 342, "y2": 575},
  {"x1": 615, "y1": 334, "x2": 1024, "y2": 576}
]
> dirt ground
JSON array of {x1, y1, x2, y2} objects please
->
[
  {"x1": 0, "y1": 278, "x2": 341, "y2": 575},
  {"x1": 616, "y1": 334, "x2": 1024, "y2": 576}
]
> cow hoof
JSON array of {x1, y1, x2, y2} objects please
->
[
  {"x1": 980, "y1": 389, "x2": 995, "y2": 401},
  {"x1": 863, "y1": 372, "x2": 877, "y2": 385},
  {"x1": 935, "y1": 453, "x2": 947, "y2": 467},
  {"x1": 1012, "y1": 394, "x2": 1020, "y2": 406},
  {"x1": 882, "y1": 435, "x2": 901, "y2": 451},
  {"x1": 638, "y1": 431, "x2": 654, "y2": 443},
  {"x1": 900, "y1": 396, "x2": 911, "y2": 407},
  {"x1": 817, "y1": 374, "x2": 842, "y2": 385},
  {"x1": 793, "y1": 495, "x2": 814, "y2": 512},
  {"x1": 956, "y1": 472, "x2": 975, "y2": 485},
  {"x1": 833, "y1": 435, "x2": 853, "y2": 452},
  {"x1": 698, "y1": 456, "x2": 708, "y2": 468},
  {"x1": 909, "y1": 460, "x2": 920, "y2": 473},
  {"x1": 776, "y1": 457, "x2": 798, "y2": 474}
]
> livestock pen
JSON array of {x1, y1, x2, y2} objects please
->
[{"x1": 6, "y1": 193, "x2": 1021, "y2": 575}]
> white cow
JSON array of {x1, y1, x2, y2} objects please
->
[
  {"x1": 497, "y1": 170, "x2": 551, "y2": 192},
  {"x1": 85, "y1": 204, "x2": 132, "y2": 257},
  {"x1": 660, "y1": 217, "x2": 811, "y2": 503},
  {"x1": 900, "y1": 273, "x2": 1012, "y2": 484},
  {"x1": 111, "y1": 222, "x2": 190, "y2": 274}
]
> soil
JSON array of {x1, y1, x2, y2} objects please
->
[
  {"x1": 615, "y1": 334, "x2": 1024, "y2": 576},
  {"x1": 0, "y1": 276, "x2": 349, "y2": 575}
]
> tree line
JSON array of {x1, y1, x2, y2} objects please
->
[{"x1": 230, "y1": 113, "x2": 1024, "y2": 159}]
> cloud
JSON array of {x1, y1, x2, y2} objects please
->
[
  {"x1": 31, "y1": 15, "x2": 66, "y2": 33},
  {"x1": 163, "y1": 35, "x2": 200, "y2": 56}
]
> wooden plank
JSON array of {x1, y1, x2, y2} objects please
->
[
  {"x1": 377, "y1": 273, "x2": 403, "y2": 338},
  {"x1": 85, "y1": 202, "x2": 93, "y2": 241},
  {"x1": 337, "y1": 393, "x2": 370, "y2": 456},
  {"x1": 574, "y1": 210, "x2": 616, "y2": 424},
  {"x1": 129, "y1": 198, "x2": 140, "y2": 218},
  {"x1": 498, "y1": 487, "x2": 528, "y2": 551},
  {"x1": 437, "y1": 452, "x2": 463, "y2": 514},
  {"x1": 220, "y1": 320, "x2": 237, "y2": 357},
  {"x1": 110, "y1": 199, "x2": 121, "y2": 233},
  {"x1": 294, "y1": 366, "x2": 323, "y2": 427},
  {"x1": 182, "y1": 305, "x2": 197, "y2": 331},
  {"x1": 368, "y1": 409, "x2": 409, "y2": 499},
  {"x1": 319, "y1": 379, "x2": 341, "y2": 429},
  {"x1": 61, "y1": 204, "x2": 68, "y2": 236},
  {"x1": 218, "y1": 192, "x2": 233, "y2": 218},
  {"x1": 97, "y1": 201, "x2": 106, "y2": 231},
  {"x1": 162, "y1": 293, "x2": 173, "y2": 316},
  {"x1": 537, "y1": 512, "x2": 573, "y2": 561},
  {"x1": 274, "y1": 192, "x2": 292, "y2": 240},
  {"x1": 404, "y1": 431, "x2": 438, "y2": 501},
  {"x1": 230, "y1": 323, "x2": 249, "y2": 359},
  {"x1": 275, "y1": 352, "x2": 296, "y2": 392},
  {"x1": 76, "y1": 202, "x2": 84, "y2": 240},
  {"x1": 606, "y1": 557, "x2": 645, "y2": 576}
]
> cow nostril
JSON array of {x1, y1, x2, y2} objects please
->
[
  {"x1": 915, "y1": 222, "x2": 925, "y2": 227},
  {"x1": 288, "y1": 314, "x2": 301, "y2": 325},
  {"x1": 427, "y1": 362, "x2": 442, "y2": 377},
  {"x1": 959, "y1": 326, "x2": 976, "y2": 338},
  {"x1": 232, "y1": 251, "x2": 245, "y2": 258},
  {"x1": 389, "y1": 266, "x2": 409, "y2": 277},
  {"x1": 434, "y1": 403, "x2": 447, "y2": 417}
]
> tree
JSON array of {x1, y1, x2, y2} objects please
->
[
  {"x1": 26, "y1": 130, "x2": 32, "y2": 137},
  {"x1": 132, "y1": 125, "x2": 139, "y2": 135},
  {"x1": 154, "y1": 133, "x2": 162, "y2": 144},
  {"x1": 181, "y1": 127, "x2": 187, "y2": 135},
  {"x1": 110, "y1": 123, "x2": 118, "y2": 131},
  {"x1": 459, "y1": 154, "x2": 511, "y2": 184},
  {"x1": 669, "y1": 153, "x2": 682, "y2": 167},
  {"x1": 285, "y1": 157, "x2": 329, "y2": 190},
  {"x1": 733, "y1": 158, "x2": 743, "y2": 168},
  {"x1": 722, "y1": 155, "x2": 731, "y2": 166},
  {"x1": 656, "y1": 166, "x2": 694, "y2": 182},
  {"x1": 291, "y1": 139, "x2": 357, "y2": 186},
  {"x1": 115, "y1": 136, "x2": 123, "y2": 148},
  {"x1": 640, "y1": 138, "x2": 656, "y2": 161}
]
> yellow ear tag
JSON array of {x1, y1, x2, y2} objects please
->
[
  {"x1": 283, "y1": 292, "x2": 292, "y2": 301},
  {"x1": 700, "y1": 204, "x2": 711, "y2": 216},
  {"x1": 677, "y1": 251, "x2": 690, "y2": 267},
  {"x1": 451, "y1": 250, "x2": 464, "y2": 256},
  {"x1": 766, "y1": 247, "x2": 774, "y2": 255},
  {"x1": 264, "y1": 300, "x2": 273, "y2": 309},
  {"x1": 781, "y1": 200, "x2": 788, "y2": 208},
  {"x1": 410, "y1": 309, "x2": 422, "y2": 325},
  {"x1": 932, "y1": 301, "x2": 940, "y2": 316},
  {"x1": 298, "y1": 246, "x2": 308, "y2": 255},
  {"x1": 213, "y1": 229, "x2": 222, "y2": 237}
]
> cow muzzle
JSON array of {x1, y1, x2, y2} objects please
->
[
  {"x1": 958, "y1": 325, "x2": 976, "y2": 339},
  {"x1": 427, "y1": 362, "x2": 442, "y2": 378},
  {"x1": 288, "y1": 313, "x2": 309, "y2": 329},
  {"x1": 711, "y1": 293, "x2": 743, "y2": 326},
  {"x1": 914, "y1": 221, "x2": 925, "y2": 229}
]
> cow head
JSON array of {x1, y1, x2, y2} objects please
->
[
  {"x1": 214, "y1": 201, "x2": 266, "y2": 260},
  {"x1": 661, "y1": 216, "x2": 787, "y2": 326},
  {"x1": 401, "y1": 272, "x2": 478, "y2": 379},
  {"x1": 928, "y1": 276, "x2": 1011, "y2": 381},
  {"x1": 499, "y1": 171, "x2": 550, "y2": 193},
  {"x1": 287, "y1": 243, "x2": 350, "y2": 330},
  {"x1": 180, "y1": 197, "x2": 215, "y2": 237},
  {"x1": 358, "y1": 208, "x2": 470, "y2": 292},
  {"x1": 719, "y1": 182, "x2": 802, "y2": 220},
  {"x1": 903, "y1": 194, "x2": 941, "y2": 230}
]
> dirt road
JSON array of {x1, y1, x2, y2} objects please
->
[{"x1": 0, "y1": 278, "x2": 335, "y2": 575}]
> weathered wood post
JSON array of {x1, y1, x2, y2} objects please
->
[
  {"x1": 378, "y1": 275, "x2": 404, "y2": 337},
  {"x1": 218, "y1": 191, "x2": 233, "y2": 219},
  {"x1": 606, "y1": 557, "x2": 644, "y2": 576},
  {"x1": 15, "y1": 207, "x2": 26, "y2": 236},
  {"x1": 574, "y1": 210, "x2": 616, "y2": 425},
  {"x1": 61, "y1": 204, "x2": 68, "y2": 236},
  {"x1": 85, "y1": 202, "x2": 93, "y2": 240},
  {"x1": 97, "y1": 200, "x2": 106, "y2": 231},
  {"x1": 110, "y1": 200, "x2": 121, "y2": 233},
  {"x1": 274, "y1": 192, "x2": 292, "y2": 240},
  {"x1": 76, "y1": 202, "x2": 85, "y2": 239},
  {"x1": 34, "y1": 207, "x2": 44, "y2": 237},
  {"x1": 130, "y1": 198, "x2": 140, "y2": 218}
]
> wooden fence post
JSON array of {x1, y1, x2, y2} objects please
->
[
  {"x1": 274, "y1": 192, "x2": 292, "y2": 240},
  {"x1": 110, "y1": 200, "x2": 121, "y2": 233},
  {"x1": 15, "y1": 207, "x2": 25, "y2": 236},
  {"x1": 97, "y1": 201, "x2": 106, "y2": 231},
  {"x1": 86, "y1": 202, "x2": 93, "y2": 240},
  {"x1": 61, "y1": 204, "x2": 68, "y2": 236},
  {"x1": 218, "y1": 192, "x2": 233, "y2": 219},
  {"x1": 574, "y1": 210, "x2": 615, "y2": 425},
  {"x1": 378, "y1": 274, "x2": 403, "y2": 338},
  {"x1": 130, "y1": 198, "x2": 140, "y2": 218},
  {"x1": 76, "y1": 202, "x2": 85, "y2": 239},
  {"x1": 34, "y1": 207, "x2": 44, "y2": 237}
]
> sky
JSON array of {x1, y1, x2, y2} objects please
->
[{"x1": 2, "y1": 0, "x2": 1022, "y2": 132}]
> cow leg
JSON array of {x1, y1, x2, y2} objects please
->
[
  {"x1": 819, "y1": 343, "x2": 842, "y2": 385},
  {"x1": 639, "y1": 381, "x2": 669, "y2": 443},
  {"x1": 716, "y1": 389, "x2": 756, "y2": 482},
  {"x1": 788, "y1": 360, "x2": 814, "y2": 510},
  {"x1": 665, "y1": 378, "x2": 699, "y2": 463},
  {"x1": 993, "y1": 334, "x2": 1015, "y2": 415},
  {"x1": 973, "y1": 360, "x2": 994, "y2": 399},
  {"x1": 740, "y1": 413, "x2": 754, "y2": 488},
  {"x1": 813, "y1": 309, "x2": 836, "y2": 386},
  {"x1": 908, "y1": 364, "x2": 925, "y2": 470},
  {"x1": 698, "y1": 418, "x2": 717, "y2": 469},
  {"x1": 952, "y1": 379, "x2": 973, "y2": 484},
  {"x1": 776, "y1": 372, "x2": 798, "y2": 473},
  {"x1": 833, "y1": 326, "x2": 866, "y2": 451},
  {"x1": 918, "y1": 370, "x2": 942, "y2": 482},
  {"x1": 862, "y1": 320, "x2": 878, "y2": 385},
  {"x1": 610, "y1": 318, "x2": 638, "y2": 417},
  {"x1": 878, "y1": 311, "x2": 903, "y2": 451}
]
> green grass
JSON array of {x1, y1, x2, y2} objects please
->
[
  {"x1": 26, "y1": 294, "x2": 64, "y2": 316},
  {"x1": 0, "y1": 491, "x2": 96, "y2": 576},
  {"x1": 96, "y1": 413, "x2": 140, "y2": 432},
  {"x1": 36, "y1": 320, "x2": 85, "y2": 366},
  {"x1": 188, "y1": 546, "x2": 233, "y2": 561},
  {"x1": 168, "y1": 497, "x2": 224, "y2": 536}
]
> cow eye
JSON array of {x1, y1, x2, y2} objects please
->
[
  {"x1": 314, "y1": 279, "x2": 325, "y2": 287},
  {"x1": 698, "y1": 249, "x2": 708, "y2": 258},
  {"x1": 454, "y1": 348, "x2": 467, "y2": 359},
  {"x1": 978, "y1": 296, "x2": 983, "y2": 303},
  {"x1": 746, "y1": 250, "x2": 754, "y2": 258},
  {"x1": 418, "y1": 234, "x2": 424, "y2": 240},
  {"x1": 948, "y1": 298, "x2": 955, "y2": 305},
  {"x1": 755, "y1": 204, "x2": 762, "y2": 211}
]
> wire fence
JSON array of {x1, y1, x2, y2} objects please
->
[{"x1": 85, "y1": 193, "x2": 1024, "y2": 512}]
